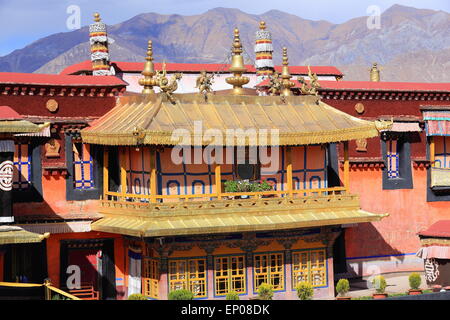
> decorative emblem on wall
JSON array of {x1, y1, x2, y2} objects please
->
[
  {"x1": 355, "y1": 138, "x2": 368, "y2": 152},
  {"x1": 46, "y1": 99, "x2": 59, "y2": 113},
  {"x1": 425, "y1": 258, "x2": 440, "y2": 282},
  {"x1": 0, "y1": 160, "x2": 14, "y2": 191},
  {"x1": 355, "y1": 103, "x2": 365, "y2": 114},
  {"x1": 45, "y1": 139, "x2": 61, "y2": 158}
]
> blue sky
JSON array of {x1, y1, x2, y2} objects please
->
[{"x1": 0, "y1": 0, "x2": 448, "y2": 56}]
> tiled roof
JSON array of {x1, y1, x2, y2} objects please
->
[
  {"x1": 0, "y1": 72, "x2": 127, "y2": 87},
  {"x1": 418, "y1": 220, "x2": 450, "y2": 238},
  {"x1": 60, "y1": 60, "x2": 344, "y2": 76},
  {"x1": 257, "y1": 79, "x2": 450, "y2": 92}
]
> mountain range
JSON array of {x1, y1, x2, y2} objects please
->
[{"x1": 0, "y1": 4, "x2": 449, "y2": 82}]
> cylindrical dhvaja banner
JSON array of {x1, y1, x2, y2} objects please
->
[{"x1": 0, "y1": 140, "x2": 15, "y2": 223}]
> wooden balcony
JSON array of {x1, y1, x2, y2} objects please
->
[
  {"x1": 93, "y1": 190, "x2": 388, "y2": 238},
  {"x1": 101, "y1": 186, "x2": 348, "y2": 209}
]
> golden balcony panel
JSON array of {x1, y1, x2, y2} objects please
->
[{"x1": 92, "y1": 192, "x2": 388, "y2": 238}]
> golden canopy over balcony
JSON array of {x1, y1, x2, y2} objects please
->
[{"x1": 81, "y1": 93, "x2": 391, "y2": 147}]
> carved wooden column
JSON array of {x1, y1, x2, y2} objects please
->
[
  {"x1": 277, "y1": 238, "x2": 297, "y2": 297},
  {"x1": 0, "y1": 141, "x2": 14, "y2": 223},
  {"x1": 119, "y1": 147, "x2": 127, "y2": 200},
  {"x1": 199, "y1": 242, "x2": 220, "y2": 299},
  {"x1": 103, "y1": 148, "x2": 109, "y2": 197},
  {"x1": 286, "y1": 147, "x2": 293, "y2": 198},
  {"x1": 149, "y1": 147, "x2": 157, "y2": 203},
  {"x1": 155, "y1": 244, "x2": 173, "y2": 300},
  {"x1": 343, "y1": 141, "x2": 350, "y2": 190}
]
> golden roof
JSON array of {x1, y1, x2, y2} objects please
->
[
  {"x1": 0, "y1": 120, "x2": 47, "y2": 133},
  {"x1": 0, "y1": 226, "x2": 49, "y2": 245},
  {"x1": 91, "y1": 194, "x2": 388, "y2": 237},
  {"x1": 81, "y1": 93, "x2": 391, "y2": 146}
]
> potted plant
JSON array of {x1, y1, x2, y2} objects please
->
[
  {"x1": 295, "y1": 281, "x2": 314, "y2": 300},
  {"x1": 224, "y1": 180, "x2": 251, "y2": 198},
  {"x1": 127, "y1": 293, "x2": 148, "y2": 300},
  {"x1": 226, "y1": 291, "x2": 240, "y2": 300},
  {"x1": 335, "y1": 278, "x2": 351, "y2": 300},
  {"x1": 408, "y1": 273, "x2": 422, "y2": 295},
  {"x1": 168, "y1": 289, "x2": 194, "y2": 300},
  {"x1": 371, "y1": 275, "x2": 388, "y2": 299},
  {"x1": 257, "y1": 283, "x2": 274, "y2": 300},
  {"x1": 254, "y1": 180, "x2": 274, "y2": 197}
]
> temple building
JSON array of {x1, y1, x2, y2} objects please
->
[
  {"x1": 257, "y1": 62, "x2": 450, "y2": 279},
  {"x1": 0, "y1": 11, "x2": 449, "y2": 300},
  {"x1": 76, "y1": 27, "x2": 391, "y2": 300}
]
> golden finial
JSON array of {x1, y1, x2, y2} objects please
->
[
  {"x1": 259, "y1": 21, "x2": 266, "y2": 30},
  {"x1": 370, "y1": 62, "x2": 380, "y2": 82},
  {"x1": 226, "y1": 28, "x2": 249, "y2": 95},
  {"x1": 94, "y1": 12, "x2": 101, "y2": 23},
  {"x1": 139, "y1": 40, "x2": 157, "y2": 94},
  {"x1": 280, "y1": 47, "x2": 294, "y2": 96}
]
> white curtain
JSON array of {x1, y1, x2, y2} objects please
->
[{"x1": 127, "y1": 248, "x2": 142, "y2": 296}]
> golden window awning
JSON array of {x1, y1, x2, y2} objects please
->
[
  {"x1": 81, "y1": 94, "x2": 391, "y2": 146},
  {"x1": 91, "y1": 195, "x2": 388, "y2": 237},
  {"x1": 0, "y1": 226, "x2": 50, "y2": 245},
  {"x1": 0, "y1": 121, "x2": 48, "y2": 133}
]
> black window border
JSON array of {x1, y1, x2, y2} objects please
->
[
  {"x1": 426, "y1": 136, "x2": 450, "y2": 202},
  {"x1": 381, "y1": 133, "x2": 413, "y2": 190},
  {"x1": 12, "y1": 139, "x2": 43, "y2": 203},
  {"x1": 65, "y1": 134, "x2": 103, "y2": 201}
]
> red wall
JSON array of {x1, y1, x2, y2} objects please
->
[{"x1": 0, "y1": 95, "x2": 117, "y2": 118}]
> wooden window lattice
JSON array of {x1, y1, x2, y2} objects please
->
[
  {"x1": 253, "y1": 253, "x2": 284, "y2": 291},
  {"x1": 168, "y1": 258, "x2": 207, "y2": 298},
  {"x1": 292, "y1": 249, "x2": 327, "y2": 288},
  {"x1": 214, "y1": 255, "x2": 246, "y2": 296}
]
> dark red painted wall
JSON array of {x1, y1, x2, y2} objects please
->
[{"x1": 0, "y1": 95, "x2": 117, "y2": 118}]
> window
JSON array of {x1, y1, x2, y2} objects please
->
[
  {"x1": 386, "y1": 139, "x2": 399, "y2": 178},
  {"x1": 234, "y1": 147, "x2": 260, "y2": 180},
  {"x1": 292, "y1": 249, "x2": 327, "y2": 288},
  {"x1": 11, "y1": 140, "x2": 42, "y2": 202},
  {"x1": 73, "y1": 143, "x2": 94, "y2": 190},
  {"x1": 65, "y1": 134, "x2": 103, "y2": 201},
  {"x1": 168, "y1": 258, "x2": 207, "y2": 298},
  {"x1": 142, "y1": 258, "x2": 159, "y2": 299},
  {"x1": 13, "y1": 142, "x2": 32, "y2": 190},
  {"x1": 214, "y1": 255, "x2": 246, "y2": 296},
  {"x1": 253, "y1": 252, "x2": 284, "y2": 291},
  {"x1": 381, "y1": 134, "x2": 413, "y2": 189}
]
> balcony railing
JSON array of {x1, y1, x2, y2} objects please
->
[
  {"x1": 103, "y1": 186, "x2": 347, "y2": 205},
  {"x1": 101, "y1": 142, "x2": 351, "y2": 207}
]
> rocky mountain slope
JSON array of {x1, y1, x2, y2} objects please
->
[{"x1": 1, "y1": 5, "x2": 449, "y2": 82}]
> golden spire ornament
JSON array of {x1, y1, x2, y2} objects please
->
[
  {"x1": 226, "y1": 28, "x2": 250, "y2": 95},
  {"x1": 370, "y1": 62, "x2": 380, "y2": 82},
  {"x1": 139, "y1": 40, "x2": 157, "y2": 94},
  {"x1": 280, "y1": 47, "x2": 295, "y2": 96}
]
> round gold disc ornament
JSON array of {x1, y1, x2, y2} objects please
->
[
  {"x1": 46, "y1": 99, "x2": 59, "y2": 113},
  {"x1": 355, "y1": 102, "x2": 365, "y2": 114}
]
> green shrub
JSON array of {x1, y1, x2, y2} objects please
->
[
  {"x1": 168, "y1": 289, "x2": 194, "y2": 300},
  {"x1": 372, "y1": 275, "x2": 387, "y2": 294},
  {"x1": 336, "y1": 278, "x2": 350, "y2": 296},
  {"x1": 296, "y1": 281, "x2": 314, "y2": 300},
  {"x1": 257, "y1": 283, "x2": 274, "y2": 300},
  {"x1": 409, "y1": 273, "x2": 422, "y2": 290},
  {"x1": 127, "y1": 293, "x2": 148, "y2": 300},
  {"x1": 225, "y1": 291, "x2": 240, "y2": 300}
]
